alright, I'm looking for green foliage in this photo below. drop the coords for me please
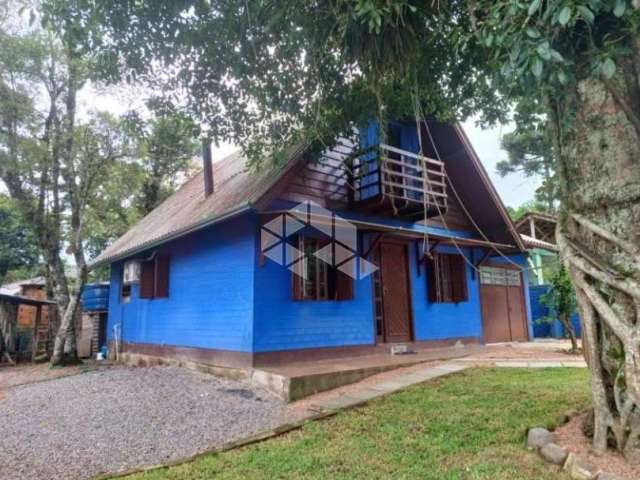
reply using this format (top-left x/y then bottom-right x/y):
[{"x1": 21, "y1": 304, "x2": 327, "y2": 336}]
[
  {"x1": 0, "y1": 17, "x2": 196, "y2": 283},
  {"x1": 44, "y1": 0, "x2": 640, "y2": 171},
  {"x1": 497, "y1": 100, "x2": 559, "y2": 210},
  {"x1": 540, "y1": 265, "x2": 577, "y2": 324},
  {"x1": 124, "y1": 110, "x2": 199, "y2": 215},
  {"x1": 46, "y1": 0, "x2": 508, "y2": 169},
  {"x1": 507, "y1": 200, "x2": 550, "y2": 221},
  {"x1": 477, "y1": 0, "x2": 640, "y2": 92},
  {"x1": 0, "y1": 194, "x2": 39, "y2": 283}
]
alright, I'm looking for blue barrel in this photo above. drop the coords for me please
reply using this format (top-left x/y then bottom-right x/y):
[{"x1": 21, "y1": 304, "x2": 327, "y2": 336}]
[{"x1": 82, "y1": 283, "x2": 110, "y2": 311}]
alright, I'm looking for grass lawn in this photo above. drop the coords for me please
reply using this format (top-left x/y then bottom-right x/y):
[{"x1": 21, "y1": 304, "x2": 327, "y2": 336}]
[{"x1": 123, "y1": 368, "x2": 590, "y2": 480}]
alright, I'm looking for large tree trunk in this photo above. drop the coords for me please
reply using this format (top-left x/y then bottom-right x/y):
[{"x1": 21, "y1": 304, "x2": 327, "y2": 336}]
[
  {"x1": 49, "y1": 43, "x2": 84, "y2": 367},
  {"x1": 49, "y1": 289, "x2": 82, "y2": 366},
  {"x1": 552, "y1": 49, "x2": 640, "y2": 461}
]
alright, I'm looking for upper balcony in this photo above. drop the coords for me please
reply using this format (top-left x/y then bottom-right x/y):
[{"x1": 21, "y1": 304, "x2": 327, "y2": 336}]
[
  {"x1": 351, "y1": 142, "x2": 448, "y2": 218},
  {"x1": 295, "y1": 134, "x2": 448, "y2": 219}
]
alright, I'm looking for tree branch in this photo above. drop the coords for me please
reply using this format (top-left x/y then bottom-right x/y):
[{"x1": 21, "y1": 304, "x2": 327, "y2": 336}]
[
  {"x1": 572, "y1": 213, "x2": 640, "y2": 259},
  {"x1": 572, "y1": 269, "x2": 634, "y2": 341},
  {"x1": 567, "y1": 245, "x2": 640, "y2": 300}
]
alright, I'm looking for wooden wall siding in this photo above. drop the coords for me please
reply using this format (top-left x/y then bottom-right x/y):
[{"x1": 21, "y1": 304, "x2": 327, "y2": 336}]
[
  {"x1": 422, "y1": 183, "x2": 474, "y2": 231},
  {"x1": 106, "y1": 213, "x2": 531, "y2": 359},
  {"x1": 16, "y1": 286, "x2": 49, "y2": 329},
  {"x1": 107, "y1": 215, "x2": 257, "y2": 353},
  {"x1": 411, "y1": 244, "x2": 485, "y2": 341},
  {"x1": 252, "y1": 232, "x2": 495, "y2": 353},
  {"x1": 282, "y1": 137, "x2": 356, "y2": 207}
]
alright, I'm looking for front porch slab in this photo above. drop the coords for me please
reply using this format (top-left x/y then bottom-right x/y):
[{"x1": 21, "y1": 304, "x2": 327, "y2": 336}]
[{"x1": 251, "y1": 343, "x2": 484, "y2": 401}]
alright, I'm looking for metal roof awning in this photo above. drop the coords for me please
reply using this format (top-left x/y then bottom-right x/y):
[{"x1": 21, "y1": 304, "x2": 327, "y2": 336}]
[
  {"x1": 520, "y1": 234, "x2": 559, "y2": 252},
  {"x1": 263, "y1": 209, "x2": 518, "y2": 252},
  {"x1": 350, "y1": 219, "x2": 518, "y2": 251},
  {"x1": 0, "y1": 293, "x2": 57, "y2": 307}
]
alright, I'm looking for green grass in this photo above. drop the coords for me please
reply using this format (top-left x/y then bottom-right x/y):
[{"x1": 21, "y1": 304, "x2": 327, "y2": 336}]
[{"x1": 123, "y1": 368, "x2": 590, "y2": 480}]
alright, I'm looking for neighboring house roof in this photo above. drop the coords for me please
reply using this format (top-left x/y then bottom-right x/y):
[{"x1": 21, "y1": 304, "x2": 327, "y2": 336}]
[
  {"x1": 520, "y1": 234, "x2": 559, "y2": 252},
  {"x1": 0, "y1": 276, "x2": 46, "y2": 296},
  {"x1": 91, "y1": 122, "x2": 525, "y2": 268},
  {"x1": 0, "y1": 292, "x2": 56, "y2": 307},
  {"x1": 514, "y1": 211, "x2": 557, "y2": 247}
]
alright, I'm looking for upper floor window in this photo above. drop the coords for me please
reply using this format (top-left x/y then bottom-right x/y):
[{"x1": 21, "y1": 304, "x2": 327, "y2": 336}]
[
  {"x1": 426, "y1": 253, "x2": 468, "y2": 303},
  {"x1": 292, "y1": 237, "x2": 353, "y2": 301}
]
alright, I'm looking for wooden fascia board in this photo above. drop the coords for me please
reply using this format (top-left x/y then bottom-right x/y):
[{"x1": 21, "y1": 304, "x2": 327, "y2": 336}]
[
  {"x1": 453, "y1": 124, "x2": 527, "y2": 252},
  {"x1": 89, "y1": 203, "x2": 253, "y2": 268}
]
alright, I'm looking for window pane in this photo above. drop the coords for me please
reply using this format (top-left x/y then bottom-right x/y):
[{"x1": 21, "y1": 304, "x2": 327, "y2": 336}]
[
  {"x1": 302, "y1": 237, "x2": 320, "y2": 299},
  {"x1": 480, "y1": 266, "x2": 508, "y2": 285},
  {"x1": 507, "y1": 270, "x2": 521, "y2": 286}
]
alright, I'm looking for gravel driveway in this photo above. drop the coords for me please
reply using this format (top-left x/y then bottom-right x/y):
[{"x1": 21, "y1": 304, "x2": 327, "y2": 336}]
[{"x1": 0, "y1": 366, "x2": 289, "y2": 480}]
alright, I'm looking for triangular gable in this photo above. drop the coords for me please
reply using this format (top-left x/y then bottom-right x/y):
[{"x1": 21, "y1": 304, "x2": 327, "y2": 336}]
[
  {"x1": 257, "y1": 121, "x2": 524, "y2": 252},
  {"x1": 426, "y1": 121, "x2": 525, "y2": 251}
]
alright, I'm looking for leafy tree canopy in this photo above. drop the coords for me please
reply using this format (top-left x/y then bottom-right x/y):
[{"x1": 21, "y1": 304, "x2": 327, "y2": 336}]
[
  {"x1": 124, "y1": 109, "x2": 199, "y2": 215},
  {"x1": 43, "y1": 1, "x2": 640, "y2": 171},
  {"x1": 497, "y1": 99, "x2": 558, "y2": 211},
  {"x1": 506, "y1": 199, "x2": 551, "y2": 221},
  {"x1": 0, "y1": 194, "x2": 40, "y2": 284},
  {"x1": 44, "y1": 0, "x2": 507, "y2": 168}
]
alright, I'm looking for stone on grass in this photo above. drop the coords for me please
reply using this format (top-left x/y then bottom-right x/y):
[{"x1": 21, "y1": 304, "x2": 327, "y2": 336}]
[
  {"x1": 540, "y1": 442, "x2": 568, "y2": 465},
  {"x1": 563, "y1": 453, "x2": 600, "y2": 480},
  {"x1": 527, "y1": 427, "x2": 555, "y2": 450}
]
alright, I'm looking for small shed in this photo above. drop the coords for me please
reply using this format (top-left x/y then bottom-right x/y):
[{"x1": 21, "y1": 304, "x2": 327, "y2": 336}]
[{"x1": 0, "y1": 293, "x2": 57, "y2": 364}]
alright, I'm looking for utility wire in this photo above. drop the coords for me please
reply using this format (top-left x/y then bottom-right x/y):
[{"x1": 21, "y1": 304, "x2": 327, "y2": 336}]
[{"x1": 416, "y1": 102, "x2": 528, "y2": 273}]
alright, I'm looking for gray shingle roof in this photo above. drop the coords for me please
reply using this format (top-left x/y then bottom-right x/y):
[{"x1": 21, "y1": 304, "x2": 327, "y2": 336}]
[{"x1": 90, "y1": 150, "x2": 294, "y2": 267}]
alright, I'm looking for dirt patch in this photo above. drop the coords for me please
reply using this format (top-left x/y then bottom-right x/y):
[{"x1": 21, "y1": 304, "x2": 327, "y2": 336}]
[
  {"x1": 554, "y1": 413, "x2": 640, "y2": 480},
  {"x1": 0, "y1": 363, "x2": 81, "y2": 389},
  {"x1": 0, "y1": 361, "x2": 109, "y2": 391},
  {"x1": 464, "y1": 340, "x2": 585, "y2": 362}
]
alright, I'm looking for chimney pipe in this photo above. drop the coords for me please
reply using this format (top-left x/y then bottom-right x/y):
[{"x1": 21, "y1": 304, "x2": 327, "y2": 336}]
[{"x1": 202, "y1": 139, "x2": 214, "y2": 197}]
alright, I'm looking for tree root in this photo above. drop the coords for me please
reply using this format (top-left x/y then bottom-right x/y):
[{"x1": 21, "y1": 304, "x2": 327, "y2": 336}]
[{"x1": 559, "y1": 224, "x2": 640, "y2": 458}]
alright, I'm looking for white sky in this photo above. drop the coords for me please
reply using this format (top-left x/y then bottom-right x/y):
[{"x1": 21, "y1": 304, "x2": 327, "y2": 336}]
[
  {"x1": 461, "y1": 119, "x2": 539, "y2": 208},
  {"x1": 80, "y1": 84, "x2": 538, "y2": 209}
]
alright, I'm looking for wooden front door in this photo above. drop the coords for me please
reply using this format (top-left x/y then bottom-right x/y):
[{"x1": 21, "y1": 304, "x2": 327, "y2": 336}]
[
  {"x1": 378, "y1": 241, "x2": 413, "y2": 343},
  {"x1": 480, "y1": 266, "x2": 528, "y2": 343}
]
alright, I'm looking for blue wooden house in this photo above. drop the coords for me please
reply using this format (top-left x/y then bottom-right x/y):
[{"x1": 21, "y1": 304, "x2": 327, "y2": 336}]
[{"x1": 92, "y1": 119, "x2": 533, "y2": 369}]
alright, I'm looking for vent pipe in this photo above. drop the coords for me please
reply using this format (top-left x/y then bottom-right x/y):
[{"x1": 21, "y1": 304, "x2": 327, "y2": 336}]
[{"x1": 202, "y1": 139, "x2": 214, "y2": 197}]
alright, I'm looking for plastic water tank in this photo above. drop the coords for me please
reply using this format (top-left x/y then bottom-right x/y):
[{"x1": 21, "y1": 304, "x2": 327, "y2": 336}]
[{"x1": 81, "y1": 283, "x2": 110, "y2": 311}]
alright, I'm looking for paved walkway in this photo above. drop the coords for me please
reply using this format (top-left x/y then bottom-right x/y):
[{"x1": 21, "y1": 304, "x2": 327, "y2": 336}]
[
  {"x1": 307, "y1": 362, "x2": 469, "y2": 412},
  {"x1": 261, "y1": 344, "x2": 483, "y2": 378},
  {"x1": 256, "y1": 340, "x2": 586, "y2": 400},
  {"x1": 291, "y1": 341, "x2": 587, "y2": 414}
]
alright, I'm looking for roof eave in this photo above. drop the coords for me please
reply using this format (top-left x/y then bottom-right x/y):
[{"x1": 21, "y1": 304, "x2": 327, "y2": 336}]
[
  {"x1": 453, "y1": 124, "x2": 528, "y2": 253},
  {"x1": 89, "y1": 203, "x2": 254, "y2": 269}
]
